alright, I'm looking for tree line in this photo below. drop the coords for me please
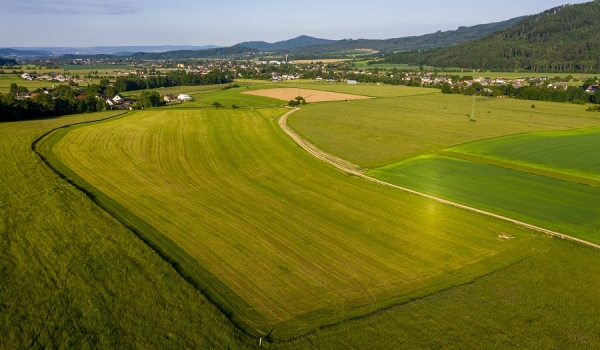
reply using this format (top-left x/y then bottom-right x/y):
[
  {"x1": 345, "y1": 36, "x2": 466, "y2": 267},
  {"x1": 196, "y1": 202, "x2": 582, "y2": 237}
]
[
  {"x1": 0, "y1": 69, "x2": 230, "y2": 122},
  {"x1": 440, "y1": 79, "x2": 599, "y2": 105}
]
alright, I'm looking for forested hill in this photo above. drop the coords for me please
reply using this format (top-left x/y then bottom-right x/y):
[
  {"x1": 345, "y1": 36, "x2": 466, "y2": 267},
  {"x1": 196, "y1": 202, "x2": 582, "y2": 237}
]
[
  {"x1": 58, "y1": 47, "x2": 260, "y2": 60},
  {"x1": 384, "y1": 0, "x2": 600, "y2": 73},
  {"x1": 285, "y1": 16, "x2": 526, "y2": 56},
  {"x1": 0, "y1": 57, "x2": 17, "y2": 66},
  {"x1": 236, "y1": 35, "x2": 336, "y2": 51}
]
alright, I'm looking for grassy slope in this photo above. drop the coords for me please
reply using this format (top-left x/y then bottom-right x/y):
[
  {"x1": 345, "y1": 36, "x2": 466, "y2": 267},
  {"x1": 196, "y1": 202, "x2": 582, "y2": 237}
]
[
  {"x1": 0, "y1": 112, "x2": 253, "y2": 349},
  {"x1": 288, "y1": 93, "x2": 600, "y2": 168},
  {"x1": 48, "y1": 108, "x2": 549, "y2": 339}
]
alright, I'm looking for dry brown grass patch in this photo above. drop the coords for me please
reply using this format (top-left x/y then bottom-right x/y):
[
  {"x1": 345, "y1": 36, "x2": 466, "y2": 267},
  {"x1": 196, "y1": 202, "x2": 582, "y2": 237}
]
[{"x1": 243, "y1": 88, "x2": 372, "y2": 103}]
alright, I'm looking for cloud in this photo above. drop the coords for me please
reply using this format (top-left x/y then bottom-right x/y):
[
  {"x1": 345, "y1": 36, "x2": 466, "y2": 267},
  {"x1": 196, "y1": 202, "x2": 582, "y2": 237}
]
[{"x1": 4, "y1": 0, "x2": 143, "y2": 15}]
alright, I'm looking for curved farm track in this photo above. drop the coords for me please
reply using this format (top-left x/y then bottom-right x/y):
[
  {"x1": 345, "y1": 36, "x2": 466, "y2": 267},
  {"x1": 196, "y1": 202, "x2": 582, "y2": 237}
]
[{"x1": 280, "y1": 108, "x2": 600, "y2": 251}]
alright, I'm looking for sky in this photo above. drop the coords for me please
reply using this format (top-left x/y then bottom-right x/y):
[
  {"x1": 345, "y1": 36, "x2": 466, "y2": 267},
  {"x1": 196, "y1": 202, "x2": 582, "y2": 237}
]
[{"x1": 0, "y1": 0, "x2": 592, "y2": 47}]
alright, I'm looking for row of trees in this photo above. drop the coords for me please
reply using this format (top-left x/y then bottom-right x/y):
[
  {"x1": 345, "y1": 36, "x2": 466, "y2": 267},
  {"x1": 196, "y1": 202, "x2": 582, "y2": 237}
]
[
  {"x1": 1, "y1": 92, "x2": 106, "y2": 122},
  {"x1": 440, "y1": 82, "x2": 599, "y2": 104},
  {"x1": 111, "y1": 69, "x2": 230, "y2": 93},
  {"x1": 1, "y1": 68, "x2": 232, "y2": 122}
]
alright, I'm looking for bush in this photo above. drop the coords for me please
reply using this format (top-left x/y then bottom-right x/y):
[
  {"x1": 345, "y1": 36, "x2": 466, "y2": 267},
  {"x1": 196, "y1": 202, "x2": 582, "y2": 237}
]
[{"x1": 222, "y1": 83, "x2": 240, "y2": 91}]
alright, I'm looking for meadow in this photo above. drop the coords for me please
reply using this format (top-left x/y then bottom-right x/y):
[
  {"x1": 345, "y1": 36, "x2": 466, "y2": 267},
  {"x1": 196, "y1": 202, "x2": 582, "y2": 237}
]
[
  {"x1": 272, "y1": 239, "x2": 600, "y2": 349},
  {"x1": 446, "y1": 126, "x2": 600, "y2": 181},
  {"x1": 44, "y1": 107, "x2": 550, "y2": 339},
  {"x1": 369, "y1": 155, "x2": 600, "y2": 244},
  {"x1": 0, "y1": 111, "x2": 252, "y2": 349},
  {"x1": 288, "y1": 92, "x2": 600, "y2": 168},
  {"x1": 4, "y1": 81, "x2": 600, "y2": 348}
]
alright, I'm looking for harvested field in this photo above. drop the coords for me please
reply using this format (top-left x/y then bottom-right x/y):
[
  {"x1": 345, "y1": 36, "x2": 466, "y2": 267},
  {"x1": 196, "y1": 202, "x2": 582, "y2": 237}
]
[{"x1": 243, "y1": 88, "x2": 372, "y2": 103}]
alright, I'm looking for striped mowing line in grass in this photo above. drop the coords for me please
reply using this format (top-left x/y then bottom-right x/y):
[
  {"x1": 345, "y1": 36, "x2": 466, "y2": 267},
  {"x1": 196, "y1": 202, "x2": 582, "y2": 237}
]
[{"x1": 47, "y1": 108, "x2": 549, "y2": 339}]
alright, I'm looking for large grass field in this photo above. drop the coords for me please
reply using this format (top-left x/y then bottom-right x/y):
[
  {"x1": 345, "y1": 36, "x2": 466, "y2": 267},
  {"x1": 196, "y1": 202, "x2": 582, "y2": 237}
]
[
  {"x1": 447, "y1": 126, "x2": 600, "y2": 181},
  {"x1": 369, "y1": 155, "x2": 600, "y2": 244},
  {"x1": 288, "y1": 93, "x2": 600, "y2": 168},
  {"x1": 0, "y1": 111, "x2": 252, "y2": 349},
  {"x1": 272, "y1": 239, "x2": 600, "y2": 349},
  {"x1": 4, "y1": 82, "x2": 600, "y2": 348},
  {"x1": 44, "y1": 108, "x2": 551, "y2": 339}
]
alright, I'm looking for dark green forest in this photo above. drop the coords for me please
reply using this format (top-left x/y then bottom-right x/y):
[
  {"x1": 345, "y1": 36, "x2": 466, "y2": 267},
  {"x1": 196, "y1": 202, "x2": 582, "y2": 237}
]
[
  {"x1": 0, "y1": 57, "x2": 17, "y2": 66},
  {"x1": 285, "y1": 16, "x2": 526, "y2": 57},
  {"x1": 384, "y1": 1, "x2": 600, "y2": 73}
]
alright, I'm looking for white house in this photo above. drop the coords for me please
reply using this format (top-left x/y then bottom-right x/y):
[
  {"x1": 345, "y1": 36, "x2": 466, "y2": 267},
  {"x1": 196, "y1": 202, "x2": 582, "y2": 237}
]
[{"x1": 178, "y1": 94, "x2": 193, "y2": 101}]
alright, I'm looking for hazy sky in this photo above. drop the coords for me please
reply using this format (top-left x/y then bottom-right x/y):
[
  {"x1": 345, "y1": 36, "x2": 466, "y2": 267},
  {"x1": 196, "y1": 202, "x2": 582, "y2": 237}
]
[{"x1": 0, "y1": 0, "x2": 591, "y2": 47}]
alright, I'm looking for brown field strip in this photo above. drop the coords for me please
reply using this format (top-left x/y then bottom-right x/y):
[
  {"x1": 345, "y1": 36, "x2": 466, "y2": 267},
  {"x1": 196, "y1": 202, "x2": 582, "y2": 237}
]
[{"x1": 243, "y1": 88, "x2": 372, "y2": 103}]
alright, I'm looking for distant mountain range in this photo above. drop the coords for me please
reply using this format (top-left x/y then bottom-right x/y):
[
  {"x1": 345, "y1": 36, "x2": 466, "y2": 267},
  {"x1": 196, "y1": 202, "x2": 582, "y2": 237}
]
[
  {"x1": 2, "y1": 45, "x2": 219, "y2": 57},
  {"x1": 384, "y1": 1, "x2": 600, "y2": 72},
  {"x1": 283, "y1": 16, "x2": 527, "y2": 57},
  {"x1": 0, "y1": 48, "x2": 53, "y2": 58},
  {"x1": 0, "y1": 16, "x2": 528, "y2": 61},
  {"x1": 235, "y1": 35, "x2": 336, "y2": 51},
  {"x1": 4, "y1": 1, "x2": 598, "y2": 73}
]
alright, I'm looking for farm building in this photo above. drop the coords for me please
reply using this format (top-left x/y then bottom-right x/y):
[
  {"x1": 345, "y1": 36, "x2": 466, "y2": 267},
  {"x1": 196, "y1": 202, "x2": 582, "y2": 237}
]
[{"x1": 178, "y1": 94, "x2": 193, "y2": 101}]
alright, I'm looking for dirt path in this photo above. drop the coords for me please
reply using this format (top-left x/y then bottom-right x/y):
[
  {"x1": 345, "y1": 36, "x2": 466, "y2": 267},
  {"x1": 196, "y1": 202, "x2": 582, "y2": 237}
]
[{"x1": 280, "y1": 108, "x2": 600, "y2": 250}]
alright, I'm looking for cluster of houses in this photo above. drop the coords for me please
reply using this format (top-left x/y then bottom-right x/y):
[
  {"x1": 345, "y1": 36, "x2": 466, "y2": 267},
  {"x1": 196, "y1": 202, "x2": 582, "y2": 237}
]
[
  {"x1": 163, "y1": 93, "x2": 193, "y2": 102},
  {"x1": 21, "y1": 72, "x2": 85, "y2": 84},
  {"x1": 272, "y1": 74, "x2": 300, "y2": 82}
]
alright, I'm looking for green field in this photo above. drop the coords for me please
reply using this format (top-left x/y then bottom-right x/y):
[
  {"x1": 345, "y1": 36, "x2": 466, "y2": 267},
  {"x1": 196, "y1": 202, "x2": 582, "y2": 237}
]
[
  {"x1": 447, "y1": 126, "x2": 600, "y2": 181},
  {"x1": 43, "y1": 108, "x2": 551, "y2": 339},
  {"x1": 369, "y1": 155, "x2": 600, "y2": 244},
  {"x1": 288, "y1": 93, "x2": 600, "y2": 168},
  {"x1": 0, "y1": 111, "x2": 251, "y2": 349},
  {"x1": 272, "y1": 239, "x2": 600, "y2": 349},
  {"x1": 4, "y1": 82, "x2": 600, "y2": 348}
]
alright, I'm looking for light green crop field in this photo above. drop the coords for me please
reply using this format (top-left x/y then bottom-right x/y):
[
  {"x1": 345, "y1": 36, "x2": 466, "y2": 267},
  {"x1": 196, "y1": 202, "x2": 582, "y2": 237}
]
[
  {"x1": 446, "y1": 126, "x2": 600, "y2": 182},
  {"x1": 0, "y1": 75, "x2": 59, "y2": 94},
  {"x1": 369, "y1": 155, "x2": 600, "y2": 244},
  {"x1": 159, "y1": 85, "x2": 285, "y2": 109},
  {"x1": 0, "y1": 111, "x2": 252, "y2": 349},
  {"x1": 288, "y1": 93, "x2": 600, "y2": 168},
  {"x1": 45, "y1": 108, "x2": 550, "y2": 339}
]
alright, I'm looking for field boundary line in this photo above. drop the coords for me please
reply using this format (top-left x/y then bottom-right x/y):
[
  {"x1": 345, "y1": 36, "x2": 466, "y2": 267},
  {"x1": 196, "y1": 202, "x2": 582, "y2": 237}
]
[{"x1": 280, "y1": 108, "x2": 600, "y2": 251}]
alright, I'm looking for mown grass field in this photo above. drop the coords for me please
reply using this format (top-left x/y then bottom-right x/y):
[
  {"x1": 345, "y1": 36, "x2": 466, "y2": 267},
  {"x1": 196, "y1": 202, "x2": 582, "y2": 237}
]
[
  {"x1": 447, "y1": 126, "x2": 600, "y2": 181},
  {"x1": 45, "y1": 108, "x2": 551, "y2": 339},
  {"x1": 5, "y1": 82, "x2": 600, "y2": 348},
  {"x1": 288, "y1": 93, "x2": 600, "y2": 168},
  {"x1": 0, "y1": 111, "x2": 252, "y2": 349}
]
